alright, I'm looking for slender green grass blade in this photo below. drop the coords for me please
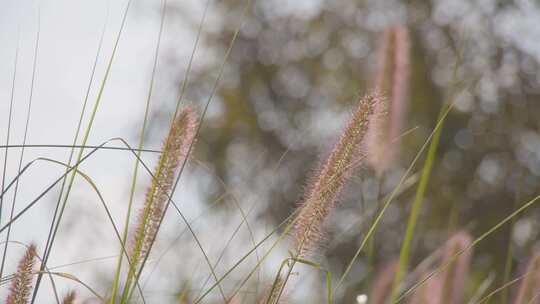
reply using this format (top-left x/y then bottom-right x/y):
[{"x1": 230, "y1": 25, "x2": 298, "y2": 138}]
[
  {"x1": 111, "y1": 0, "x2": 167, "y2": 301},
  {"x1": 390, "y1": 103, "x2": 447, "y2": 302}
]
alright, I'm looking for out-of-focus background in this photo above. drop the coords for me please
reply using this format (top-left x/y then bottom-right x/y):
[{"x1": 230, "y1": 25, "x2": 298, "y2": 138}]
[{"x1": 1, "y1": 0, "x2": 540, "y2": 303}]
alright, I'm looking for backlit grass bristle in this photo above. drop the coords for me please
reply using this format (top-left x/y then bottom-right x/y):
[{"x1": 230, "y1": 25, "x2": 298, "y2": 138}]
[
  {"x1": 61, "y1": 290, "x2": 76, "y2": 304},
  {"x1": 513, "y1": 251, "x2": 540, "y2": 304},
  {"x1": 291, "y1": 93, "x2": 381, "y2": 257},
  {"x1": 128, "y1": 106, "x2": 198, "y2": 271},
  {"x1": 367, "y1": 25, "x2": 410, "y2": 175},
  {"x1": 6, "y1": 244, "x2": 38, "y2": 304}
]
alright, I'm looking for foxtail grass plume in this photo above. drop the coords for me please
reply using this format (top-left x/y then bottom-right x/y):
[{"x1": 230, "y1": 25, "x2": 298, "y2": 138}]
[
  {"x1": 291, "y1": 93, "x2": 381, "y2": 257},
  {"x1": 129, "y1": 106, "x2": 198, "y2": 271},
  {"x1": 514, "y1": 251, "x2": 540, "y2": 304},
  {"x1": 263, "y1": 94, "x2": 380, "y2": 304},
  {"x1": 370, "y1": 260, "x2": 398, "y2": 304},
  {"x1": 6, "y1": 243, "x2": 38, "y2": 304},
  {"x1": 61, "y1": 291, "x2": 76, "y2": 304},
  {"x1": 366, "y1": 25, "x2": 410, "y2": 175}
]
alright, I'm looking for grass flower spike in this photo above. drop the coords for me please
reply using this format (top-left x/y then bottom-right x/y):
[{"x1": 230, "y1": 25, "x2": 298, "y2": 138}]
[
  {"x1": 367, "y1": 25, "x2": 410, "y2": 175},
  {"x1": 292, "y1": 93, "x2": 381, "y2": 257},
  {"x1": 128, "y1": 106, "x2": 198, "y2": 277},
  {"x1": 6, "y1": 244, "x2": 38, "y2": 304},
  {"x1": 263, "y1": 94, "x2": 380, "y2": 304}
]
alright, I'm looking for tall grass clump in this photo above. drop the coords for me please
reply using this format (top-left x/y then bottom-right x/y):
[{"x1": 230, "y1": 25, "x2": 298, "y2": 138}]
[
  {"x1": 6, "y1": 243, "x2": 37, "y2": 304},
  {"x1": 120, "y1": 106, "x2": 198, "y2": 299},
  {"x1": 366, "y1": 25, "x2": 410, "y2": 175},
  {"x1": 264, "y1": 93, "x2": 382, "y2": 303}
]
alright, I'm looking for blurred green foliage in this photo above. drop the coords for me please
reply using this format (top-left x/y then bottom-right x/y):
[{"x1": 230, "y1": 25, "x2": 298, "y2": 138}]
[{"x1": 150, "y1": 0, "x2": 540, "y2": 302}]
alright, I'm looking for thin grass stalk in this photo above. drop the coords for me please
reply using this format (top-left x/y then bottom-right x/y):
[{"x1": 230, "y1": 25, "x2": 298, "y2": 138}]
[
  {"x1": 0, "y1": 24, "x2": 21, "y2": 279},
  {"x1": 121, "y1": 106, "x2": 197, "y2": 300},
  {"x1": 334, "y1": 91, "x2": 461, "y2": 296},
  {"x1": 4, "y1": 1, "x2": 40, "y2": 283},
  {"x1": 39, "y1": 10, "x2": 109, "y2": 302},
  {"x1": 194, "y1": 202, "x2": 258, "y2": 301},
  {"x1": 503, "y1": 176, "x2": 523, "y2": 303},
  {"x1": 110, "y1": 0, "x2": 167, "y2": 301},
  {"x1": 205, "y1": 205, "x2": 303, "y2": 304},
  {"x1": 32, "y1": 1, "x2": 132, "y2": 302},
  {"x1": 406, "y1": 232, "x2": 472, "y2": 304},
  {"x1": 390, "y1": 29, "x2": 468, "y2": 303},
  {"x1": 397, "y1": 191, "x2": 540, "y2": 303},
  {"x1": 390, "y1": 102, "x2": 447, "y2": 302},
  {"x1": 11, "y1": 8, "x2": 42, "y2": 302},
  {"x1": 6, "y1": 244, "x2": 37, "y2": 304},
  {"x1": 133, "y1": 2, "x2": 249, "y2": 301},
  {"x1": 7, "y1": 2, "x2": 41, "y2": 232},
  {"x1": 365, "y1": 26, "x2": 410, "y2": 285},
  {"x1": 198, "y1": 175, "x2": 347, "y2": 303},
  {"x1": 502, "y1": 222, "x2": 516, "y2": 303},
  {"x1": 408, "y1": 275, "x2": 442, "y2": 304},
  {"x1": 258, "y1": 276, "x2": 286, "y2": 304},
  {"x1": 0, "y1": 145, "x2": 160, "y2": 153},
  {"x1": 467, "y1": 272, "x2": 495, "y2": 304}
]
